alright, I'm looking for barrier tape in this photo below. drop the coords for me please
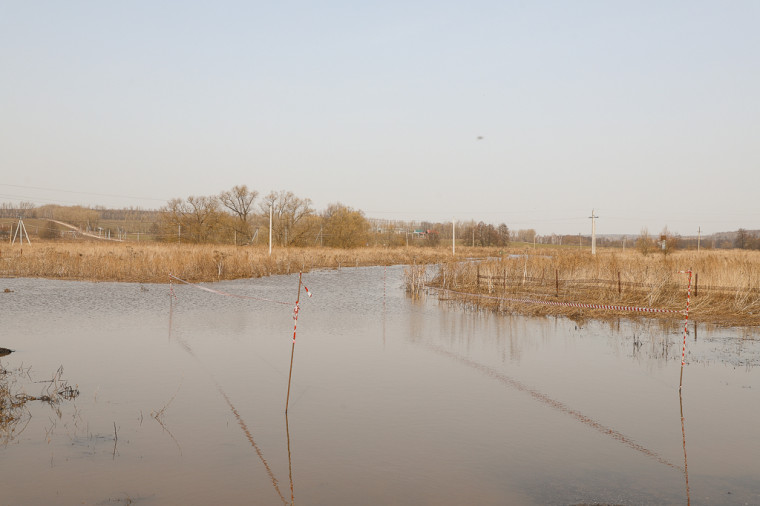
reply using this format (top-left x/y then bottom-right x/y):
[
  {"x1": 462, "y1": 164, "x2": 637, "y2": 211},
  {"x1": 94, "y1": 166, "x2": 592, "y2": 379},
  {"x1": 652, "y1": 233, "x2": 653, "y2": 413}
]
[
  {"x1": 169, "y1": 274, "x2": 292, "y2": 306},
  {"x1": 679, "y1": 270, "x2": 693, "y2": 368},
  {"x1": 430, "y1": 286, "x2": 686, "y2": 315},
  {"x1": 292, "y1": 303, "x2": 300, "y2": 343}
]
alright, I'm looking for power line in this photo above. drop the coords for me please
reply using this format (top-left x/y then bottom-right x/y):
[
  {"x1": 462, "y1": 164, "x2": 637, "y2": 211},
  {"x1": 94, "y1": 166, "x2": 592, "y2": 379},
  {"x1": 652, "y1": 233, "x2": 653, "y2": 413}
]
[{"x1": 0, "y1": 183, "x2": 167, "y2": 202}]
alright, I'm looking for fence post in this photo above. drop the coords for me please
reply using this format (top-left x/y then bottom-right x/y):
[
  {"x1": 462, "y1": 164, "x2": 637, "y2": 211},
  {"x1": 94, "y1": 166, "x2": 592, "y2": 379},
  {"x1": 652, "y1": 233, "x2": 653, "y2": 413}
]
[
  {"x1": 477, "y1": 265, "x2": 480, "y2": 288},
  {"x1": 694, "y1": 273, "x2": 698, "y2": 297},
  {"x1": 555, "y1": 269, "x2": 559, "y2": 297},
  {"x1": 618, "y1": 271, "x2": 621, "y2": 295}
]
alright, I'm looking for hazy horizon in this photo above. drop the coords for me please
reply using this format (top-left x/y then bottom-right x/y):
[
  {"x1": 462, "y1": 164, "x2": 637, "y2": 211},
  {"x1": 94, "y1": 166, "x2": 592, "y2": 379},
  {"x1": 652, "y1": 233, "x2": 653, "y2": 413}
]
[{"x1": 2, "y1": 1, "x2": 758, "y2": 237}]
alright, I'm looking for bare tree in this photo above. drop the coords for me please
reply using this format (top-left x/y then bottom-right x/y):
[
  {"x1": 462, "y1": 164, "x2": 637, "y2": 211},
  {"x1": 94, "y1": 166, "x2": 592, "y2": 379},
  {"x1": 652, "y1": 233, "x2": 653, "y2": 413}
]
[
  {"x1": 497, "y1": 223, "x2": 510, "y2": 247},
  {"x1": 637, "y1": 228, "x2": 654, "y2": 256},
  {"x1": 160, "y1": 196, "x2": 221, "y2": 243},
  {"x1": 218, "y1": 185, "x2": 259, "y2": 243},
  {"x1": 735, "y1": 228, "x2": 749, "y2": 249},
  {"x1": 516, "y1": 229, "x2": 537, "y2": 243},
  {"x1": 259, "y1": 191, "x2": 317, "y2": 246}
]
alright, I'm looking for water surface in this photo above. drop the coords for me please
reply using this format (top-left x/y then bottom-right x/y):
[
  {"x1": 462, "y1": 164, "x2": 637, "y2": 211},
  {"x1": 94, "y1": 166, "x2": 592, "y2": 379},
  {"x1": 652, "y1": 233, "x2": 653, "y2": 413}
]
[{"x1": 1, "y1": 267, "x2": 758, "y2": 505}]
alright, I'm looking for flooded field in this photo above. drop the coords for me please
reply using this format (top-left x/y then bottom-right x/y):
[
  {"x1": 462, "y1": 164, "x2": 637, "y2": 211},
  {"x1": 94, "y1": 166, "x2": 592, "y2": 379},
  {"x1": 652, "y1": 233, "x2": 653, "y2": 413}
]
[{"x1": 1, "y1": 266, "x2": 759, "y2": 505}]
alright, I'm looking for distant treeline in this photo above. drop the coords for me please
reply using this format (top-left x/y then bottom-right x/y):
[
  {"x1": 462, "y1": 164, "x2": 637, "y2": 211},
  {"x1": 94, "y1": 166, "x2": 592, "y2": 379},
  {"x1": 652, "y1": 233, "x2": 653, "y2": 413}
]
[{"x1": 1, "y1": 193, "x2": 757, "y2": 250}]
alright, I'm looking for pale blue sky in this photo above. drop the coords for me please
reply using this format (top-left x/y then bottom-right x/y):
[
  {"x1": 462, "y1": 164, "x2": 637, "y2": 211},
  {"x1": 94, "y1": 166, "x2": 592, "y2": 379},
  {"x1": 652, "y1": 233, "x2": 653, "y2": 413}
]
[{"x1": 1, "y1": 1, "x2": 758, "y2": 235}]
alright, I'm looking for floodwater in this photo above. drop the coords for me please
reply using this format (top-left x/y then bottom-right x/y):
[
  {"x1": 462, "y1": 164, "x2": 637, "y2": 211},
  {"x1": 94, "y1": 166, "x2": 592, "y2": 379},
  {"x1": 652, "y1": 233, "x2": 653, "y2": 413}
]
[{"x1": 1, "y1": 266, "x2": 759, "y2": 505}]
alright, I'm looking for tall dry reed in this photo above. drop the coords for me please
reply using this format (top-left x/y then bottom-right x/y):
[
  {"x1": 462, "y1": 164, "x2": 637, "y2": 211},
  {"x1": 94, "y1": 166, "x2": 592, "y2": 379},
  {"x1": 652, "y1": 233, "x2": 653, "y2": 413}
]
[
  {"x1": 418, "y1": 249, "x2": 760, "y2": 326},
  {"x1": 0, "y1": 241, "x2": 464, "y2": 283}
]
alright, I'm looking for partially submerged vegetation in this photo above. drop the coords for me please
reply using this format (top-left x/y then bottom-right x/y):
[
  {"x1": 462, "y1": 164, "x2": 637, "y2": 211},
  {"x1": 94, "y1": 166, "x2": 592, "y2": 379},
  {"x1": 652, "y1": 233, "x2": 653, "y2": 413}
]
[
  {"x1": 1, "y1": 364, "x2": 79, "y2": 446},
  {"x1": 407, "y1": 249, "x2": 760, "y2": 327}
]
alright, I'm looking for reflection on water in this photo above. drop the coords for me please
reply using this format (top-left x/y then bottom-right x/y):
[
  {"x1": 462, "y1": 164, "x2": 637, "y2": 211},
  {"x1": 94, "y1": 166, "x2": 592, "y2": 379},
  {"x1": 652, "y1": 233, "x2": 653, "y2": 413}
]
[
  {"x1": 169, "y1": 297, "x2": 290, "y2": 505},
  {"x1": 1, "y1": 268, "x2": 759, "y2": 505},
  {"x1": 423, "y1": 341, "x2": 680, "y2": 470},
  {"x1": 680, "y1": 390, "x2": 691, "y2": 506}
]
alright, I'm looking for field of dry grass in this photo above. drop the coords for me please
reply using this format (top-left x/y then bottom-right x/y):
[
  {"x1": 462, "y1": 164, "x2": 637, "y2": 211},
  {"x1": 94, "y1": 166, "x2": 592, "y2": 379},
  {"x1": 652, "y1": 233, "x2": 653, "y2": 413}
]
[
  {"x1": 0, "y1": 241, "x2": 467, "y2": 283},
  {"x1": 3, "y1": 241, "x2": 759, "y2": 326},
  {"x1": 409, "y1": 248, "x2": 760, "y2": 326}
]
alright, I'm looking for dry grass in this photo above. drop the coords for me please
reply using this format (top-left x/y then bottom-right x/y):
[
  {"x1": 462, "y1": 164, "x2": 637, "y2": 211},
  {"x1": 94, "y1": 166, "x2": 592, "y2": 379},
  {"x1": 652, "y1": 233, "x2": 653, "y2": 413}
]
[
  {"x1": 1, "y1": 364, "x2": 80, "y2": 446},
  {"x1": 413, "y1": 248, "x2": 760, "y2": 326},
  {"x1": 5, "y1": 241, "x2": 759, "y2": 325},
  {"x1": 0, "y1": 241, "x2": 469, "y2": 283}
]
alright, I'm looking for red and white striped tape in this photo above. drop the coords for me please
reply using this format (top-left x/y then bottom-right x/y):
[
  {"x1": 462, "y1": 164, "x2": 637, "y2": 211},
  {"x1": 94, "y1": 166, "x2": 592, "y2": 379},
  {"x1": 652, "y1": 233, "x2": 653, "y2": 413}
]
[
  {"x1": 169, "y1": 274, "x2": 292, "y2": 306},
  {"x1": 679, "y1": 270, "x2": 693, "y2": 368},
  {"x1": 431, "y1": 286, "x2": 686, "y2": 315}
]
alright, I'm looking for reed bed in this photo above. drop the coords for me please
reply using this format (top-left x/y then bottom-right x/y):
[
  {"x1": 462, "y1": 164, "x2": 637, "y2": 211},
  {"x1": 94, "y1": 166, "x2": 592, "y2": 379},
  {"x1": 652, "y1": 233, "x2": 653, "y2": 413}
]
[
  {"x1": 4, "y1": 241, "x2": 759, "y2": 325},
  {"x1": 0, "y1": 241, "x2": 465, "y2": 284},
  {"x1": 410, "y1": 249, "x2": 760, "y2": 327}
]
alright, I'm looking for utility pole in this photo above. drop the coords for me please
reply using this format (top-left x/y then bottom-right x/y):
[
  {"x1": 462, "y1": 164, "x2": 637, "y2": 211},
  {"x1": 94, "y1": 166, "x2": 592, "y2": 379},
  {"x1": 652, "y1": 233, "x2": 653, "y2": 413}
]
[
  {"x1": 697, "y1": 226, "x2": 701, "y2": 252},
  {"x1": 589, "y1": 209, "x2": 598, "y2": 255},
  {"x1": 11, "y1": 217, "x2": 31, "y2": 245},
  {"x1": 178, "y1": 225, "x2": 181, "y2": 244}
]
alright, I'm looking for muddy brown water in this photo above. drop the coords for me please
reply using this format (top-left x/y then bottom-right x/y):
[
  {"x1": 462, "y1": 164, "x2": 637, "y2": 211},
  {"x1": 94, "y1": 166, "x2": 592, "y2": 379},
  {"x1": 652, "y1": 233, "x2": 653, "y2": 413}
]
[{"x1": 1, "y1": 266, "x2": 759, "y2": 505}]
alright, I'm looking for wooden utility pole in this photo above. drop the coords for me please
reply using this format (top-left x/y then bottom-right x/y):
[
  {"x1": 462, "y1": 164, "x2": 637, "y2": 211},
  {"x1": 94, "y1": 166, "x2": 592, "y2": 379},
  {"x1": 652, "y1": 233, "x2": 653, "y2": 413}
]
[
  {"x1": 697, "y1": 227, "x2": 701, "y2": 252},
  {"x1": 589, "y1": 209, "x2": 598, "y2": 255}
]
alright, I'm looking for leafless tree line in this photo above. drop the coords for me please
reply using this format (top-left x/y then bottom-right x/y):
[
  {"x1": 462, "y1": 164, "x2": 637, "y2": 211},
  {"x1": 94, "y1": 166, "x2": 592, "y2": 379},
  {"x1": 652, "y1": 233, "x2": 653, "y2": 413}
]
[{"x1": 158, "y1": 186, "x2": 372, "y2": 248}]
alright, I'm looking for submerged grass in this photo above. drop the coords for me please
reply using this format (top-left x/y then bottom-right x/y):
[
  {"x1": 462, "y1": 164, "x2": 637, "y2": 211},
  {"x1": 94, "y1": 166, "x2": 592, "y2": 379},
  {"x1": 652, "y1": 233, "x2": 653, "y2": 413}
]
[{"x1": 410, "y1": 249, "x2": 760, "y2": 327}]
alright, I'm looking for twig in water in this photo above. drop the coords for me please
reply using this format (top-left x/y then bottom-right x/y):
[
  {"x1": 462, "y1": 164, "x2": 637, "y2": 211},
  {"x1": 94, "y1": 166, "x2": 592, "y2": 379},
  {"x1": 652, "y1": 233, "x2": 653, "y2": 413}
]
[{"x1": 113, "y1": 421, "x2": 118, "y2": 459}]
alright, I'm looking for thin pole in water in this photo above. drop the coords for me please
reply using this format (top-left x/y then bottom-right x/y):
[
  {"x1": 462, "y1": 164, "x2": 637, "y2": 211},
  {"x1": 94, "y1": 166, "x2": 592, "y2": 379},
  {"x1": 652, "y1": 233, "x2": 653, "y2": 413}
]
[
  {"x1": 285, "y1": 272, "x2": 303, "y2": 413},
  {"x1": 679, "y1": 269, "x2": 693, "y2": 390},
  {"x1": 680, "y1": 389, "x2": 691, "y2": 505},
  {"x1": 286, "y1": 412, "x2": 295, "y2": 504}
]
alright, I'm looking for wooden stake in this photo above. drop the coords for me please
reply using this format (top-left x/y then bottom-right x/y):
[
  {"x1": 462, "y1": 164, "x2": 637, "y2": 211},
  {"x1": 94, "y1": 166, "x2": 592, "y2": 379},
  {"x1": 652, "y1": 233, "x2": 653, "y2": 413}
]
[
  {"x1": 285, "y1": 272, "x2": 303, "y2": 413},
  {"x1": 679, "y1": 269, "x2": 693, "y2": 390}
]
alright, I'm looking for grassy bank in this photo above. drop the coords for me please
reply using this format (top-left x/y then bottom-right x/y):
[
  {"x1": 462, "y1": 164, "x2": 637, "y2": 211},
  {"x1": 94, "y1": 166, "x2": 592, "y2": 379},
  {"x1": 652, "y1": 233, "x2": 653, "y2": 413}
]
[
  {"x1": 0, "y1": 241, "x2": 469, "y2": 283},
  {"x1": 408, "y1": 249, "x2": 760, "y2": 327}
]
